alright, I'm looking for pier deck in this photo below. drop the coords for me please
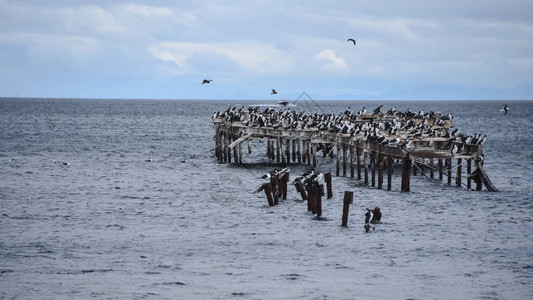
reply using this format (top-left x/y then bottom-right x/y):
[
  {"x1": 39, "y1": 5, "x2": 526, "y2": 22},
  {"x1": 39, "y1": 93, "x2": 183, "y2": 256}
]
[{"x1": 212, "y1": 107, "x2": 497, "y2": 192}]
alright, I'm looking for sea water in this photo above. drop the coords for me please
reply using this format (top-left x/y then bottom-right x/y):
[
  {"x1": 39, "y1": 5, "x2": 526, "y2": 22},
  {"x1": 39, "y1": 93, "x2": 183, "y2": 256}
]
[{"x1": 0, "y1": 98, "x2": 532, "y2": 299}]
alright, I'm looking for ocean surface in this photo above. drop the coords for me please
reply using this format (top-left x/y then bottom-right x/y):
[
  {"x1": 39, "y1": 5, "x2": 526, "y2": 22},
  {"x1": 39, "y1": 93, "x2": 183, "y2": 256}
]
[{"x1": 0, "y1": 98, "x2": 532, "y2": 299}]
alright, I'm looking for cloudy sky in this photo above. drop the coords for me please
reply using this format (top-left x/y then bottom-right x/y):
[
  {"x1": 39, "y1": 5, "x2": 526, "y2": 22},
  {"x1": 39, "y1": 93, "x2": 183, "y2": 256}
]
[{"x1": 1, "y1": 0, "x2": 532, "y2": 100}]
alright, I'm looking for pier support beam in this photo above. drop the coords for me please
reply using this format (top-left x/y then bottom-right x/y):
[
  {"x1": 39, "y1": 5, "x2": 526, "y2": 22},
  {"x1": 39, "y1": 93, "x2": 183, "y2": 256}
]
[
  {"x1": 467, "y1": 159, "x2": 472, "y2": 189},
  {"x1": 438, "y1": 158, "x2": 443, "y2": 180},
  {"x1": 401, "y1": 155, "x2": 411, "y2": 192},
  {"x1": 297, "y1": 140, "x2": 301, "y2": 164},
  {"x1": 377, "y1": 153, "x2": 383, "y2": 189},
  {"x1": 456, "y1": 158, "x2": 462, "y2": 187},
  {"x1": 341, "y1": 191, "x2": 353, "y2": 227},
  {"x1": 281, "y1": 138, "x2": 286, "y2": 165},
  {"x1": 350, "y1": 144, "x2": 355, "y2": 178},
  {"x1": 364, "y1": 152, "x2": 369, "y2": 185},
  {"x1": 387, "y1": 156, "x2": 393, "y2": 190},
  {"x1": 357, "y1": 148, "x2": 362, "y2": 180},
  {"x1": 371, "y1": 151, "x2": 376, "y2": 187},
  {"x1": 336, "y1": 142, "x2": 341, "y2": 177},
  {"x1": 312, "y1": 143, "x2": 317, "y2": 168},
  {"x1": 430, "y1": 158, "x2": 435, "y2": 179},
  {"x1": 447, "y1": 158, "x2": 452, "y2": 185},
  {"x1": 342, "y1": 144, "x2": 347, "y2": 177}
]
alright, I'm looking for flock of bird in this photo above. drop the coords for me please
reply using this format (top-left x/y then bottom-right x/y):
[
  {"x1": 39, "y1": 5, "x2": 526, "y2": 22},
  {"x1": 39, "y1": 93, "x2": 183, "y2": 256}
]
[
  {"x1": 201, "y1": 38, "x2": 359, "y2": 96},
  {"x1": 213, "y1": 105, "x2": 488, "y2": 154},
  {"x1": 292, "y1": 169, "x2": 324, "y2": 186}
]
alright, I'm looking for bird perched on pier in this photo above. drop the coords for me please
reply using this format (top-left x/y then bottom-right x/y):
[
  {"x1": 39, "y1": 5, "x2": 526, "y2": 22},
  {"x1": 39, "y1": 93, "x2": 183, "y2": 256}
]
[
  {"x1": 386, "y1": 106, "x2": 397, "y2": 116},
  {"x1": 347, "y1": 38, "x2": 356, "y2": 46},
  {"x1": 356, "y1": 106, "x2": 366, "y2": 116},
  {"x1": 271, "y1": 89, "x2": 277, "y2": 95},
  {"x1": 400, "y1": 138, "x2": 412, "y2": 149},
  {"x1": 501, "y1": 104, "x2": 509, "y2": 115},
  {"x1": 373, "y1": 105, "x2": 384, "y2": 114},
  {"x1": 451, "y1": 144, "x2": 458, "y2": 155},
  {"x1": 202, "y1": 79, "x2": 212, "y2": 84}
]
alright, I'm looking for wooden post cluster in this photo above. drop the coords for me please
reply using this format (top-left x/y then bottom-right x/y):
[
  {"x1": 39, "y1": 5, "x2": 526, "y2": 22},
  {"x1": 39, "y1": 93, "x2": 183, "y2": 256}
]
[{"x1": 254, "y1": 169, "x2": 290, "y2": 206}]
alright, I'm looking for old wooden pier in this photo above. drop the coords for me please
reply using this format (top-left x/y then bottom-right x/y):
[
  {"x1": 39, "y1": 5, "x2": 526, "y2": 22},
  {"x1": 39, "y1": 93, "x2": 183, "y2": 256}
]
[{"x1": 213, "y1": 107, "x2": 498, "y2": 192}]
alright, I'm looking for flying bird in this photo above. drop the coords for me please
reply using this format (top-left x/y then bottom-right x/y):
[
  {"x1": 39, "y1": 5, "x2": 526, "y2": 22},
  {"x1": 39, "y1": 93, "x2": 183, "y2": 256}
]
[
  {"x1": 347, "y1": 38, "x2": 356, "y2": 46},
  {"x1": 271, "y1": 89, "x2": 277, "y2": 95},
  {"x1": 202, "y1": 79, "x2": 212, "y2": 84},
  {"x1": 501, "y1": 104, "x2": 509, "y2": 115}
]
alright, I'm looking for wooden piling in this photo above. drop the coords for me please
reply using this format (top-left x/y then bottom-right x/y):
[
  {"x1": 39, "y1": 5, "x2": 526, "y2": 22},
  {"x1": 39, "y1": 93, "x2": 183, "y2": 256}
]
[
  {"x1": 336, "y1": 143, "x2": 341, "y2": 177},
  {"x1": 315, "y1": 183, "x2": 322, "y2": 217},
  {"x1": 223, "y1": 134, "x2": 227, "y2": 163},
  {"x1": 295, "y1": 181, "x2": 307, "y2": 200},
  {"x1": 364, "y1": 152, "x2": 369, "y2": 185},
  {"x1": 324, "y1": 172, "x2": 333, "y2": 199},
  {"x1": 238, "y1": 142, "x2": 243, "y2": 164},
  {"x1": 350, "y1": 144, "x2": 355, "y2": 178},
  {"x1": 302, "y1": 141, "x2": 307, "y2": 164},
  {"x1": 297, "y1": 139, "x2": 302, "y2": 163},
  {"x1": 456, "y1": 158, "x2": 462, "y2": 187},
  {"x1": 281, "y1": 138, "x2": 287, "y2": 165},
  {"x1": 430, "y1": 158, "x2": 434, "y2": 179},
  {"x1": 377, "y1": 153, "x2": 383, "y2": 189},
  {"x1": 447, "y1": 158, "x2": 452, "y2": 185},
  {"x1": 342, "y1": 144, "x2": 347, "y2": 177},
  {"x1": 357, "y1": 148, "x2": 362, "y2": 180},
  {"x1": 401, "y1": 155, "x2": 411, "y2": 192},
  {"x1": 292, "y1": 139, "x2": 296, "y2": 162},
  {"x1": 438, "y1": 158, "x2": 443, "y2": 180},
  {"x1": 387, "y1": 155, "x2": 393, "y2": 190},
  {"x1": 307, "y1": 141, "x2": 311, "y2": 165},
  {"x1": 233, "y1": 138, "x2": 238, "y2": 164},
  {"x1": 269, "y1": 175, "x2": 281, "y2": 205},
  {"x1": 276, "y1": 138, "x2": 280, "y2": 163},
  {"x1": 371, "y1": 151, "x2": 376, "y2": 187},
  {"x1": 341, "y1": 191, "x2": 353, "y2": 227},
  {"x1": 263, "y1": 183, "x2": 274, "y2": 206},
  {"x1": 467, "y1": 159, "x2": 472, "y2": 189},
  {"x1": 312, "y1": 143, "x2": 317, "y2": 167}
]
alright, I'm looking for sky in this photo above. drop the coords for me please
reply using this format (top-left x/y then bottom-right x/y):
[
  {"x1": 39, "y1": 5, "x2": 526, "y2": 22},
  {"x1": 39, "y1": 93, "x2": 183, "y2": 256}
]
[{"x1": 0, "y1": 0, "x2": 532, "y2": 100}]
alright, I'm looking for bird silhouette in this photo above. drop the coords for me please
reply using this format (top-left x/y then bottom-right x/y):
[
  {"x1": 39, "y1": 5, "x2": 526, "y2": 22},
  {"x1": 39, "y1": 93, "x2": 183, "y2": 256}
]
[
  {"x1": 501, "y1": 104, "x2": 509, "y2": 115},
  {"x1": 347, "y1": 38, "x2": 356, "y2": 46},
  {"x1": 271, "y1": 89, "x2": 277, "y2": 95},
  {"x1": 202, "y1": 79, "x2": 212, "y2": 84}
]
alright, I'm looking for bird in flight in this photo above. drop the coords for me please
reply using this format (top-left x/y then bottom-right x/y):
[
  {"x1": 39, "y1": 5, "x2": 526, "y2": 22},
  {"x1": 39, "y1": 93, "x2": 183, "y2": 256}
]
[
  {"x1": 501, "y1": 104, "x2": 509, "y2": 115},
  {"x1": 347, "y1": 38, "x2": 356, "y2": 46},
  {"x1": 271, "y1": 89, "x2": 277, "y2": 95},
  {"x1": 202, "y1": 79, "x2": 212, "y2": 84}
]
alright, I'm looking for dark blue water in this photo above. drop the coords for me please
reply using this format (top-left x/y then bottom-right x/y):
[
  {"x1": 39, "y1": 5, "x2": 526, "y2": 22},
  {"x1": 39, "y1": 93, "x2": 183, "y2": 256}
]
[{"x1": 1, "y1": 98, "x2": 532, "y2": 299}]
